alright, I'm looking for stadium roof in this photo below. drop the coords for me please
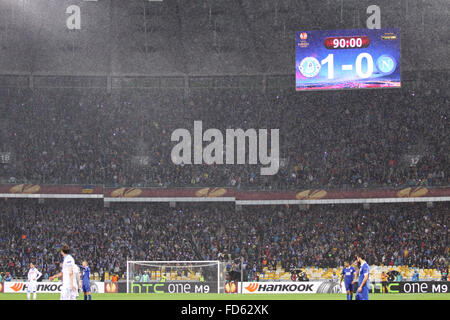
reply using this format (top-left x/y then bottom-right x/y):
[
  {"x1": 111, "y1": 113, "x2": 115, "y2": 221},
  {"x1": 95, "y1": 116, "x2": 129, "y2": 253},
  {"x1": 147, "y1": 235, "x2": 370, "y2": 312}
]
[{"x1": 0, "y1": 0, "x2": 448, "y2": 76}]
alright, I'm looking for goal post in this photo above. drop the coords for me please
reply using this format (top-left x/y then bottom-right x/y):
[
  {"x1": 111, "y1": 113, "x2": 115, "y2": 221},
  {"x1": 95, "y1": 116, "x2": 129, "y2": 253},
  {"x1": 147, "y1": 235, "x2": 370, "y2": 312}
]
[{"x1": 126, "y1": 261, "x2": 228, "y2": 294}]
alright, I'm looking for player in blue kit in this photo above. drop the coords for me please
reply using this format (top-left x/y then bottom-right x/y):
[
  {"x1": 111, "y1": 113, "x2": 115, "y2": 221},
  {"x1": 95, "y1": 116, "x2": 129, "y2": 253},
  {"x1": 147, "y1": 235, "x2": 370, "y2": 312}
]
[
  {"x1": 79, "y1": 260, "x2": 92, "y2": 300},
  {"x1": 340, "y1": 260, "x2": 356, "y2": 300},
  {"x1": 355, "y1": 253, "x2": 370, "y2": 300}
]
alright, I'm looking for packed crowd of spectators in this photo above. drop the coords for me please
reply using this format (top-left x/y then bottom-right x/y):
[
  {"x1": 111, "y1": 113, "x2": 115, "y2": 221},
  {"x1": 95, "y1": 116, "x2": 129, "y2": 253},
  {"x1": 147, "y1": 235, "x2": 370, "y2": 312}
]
[
  {"x1": 0, "y1": 200, "x2": 447, "y2": 279},
  {"x1": 0, "y1": 86, "x2": 447, "y2": 189}
]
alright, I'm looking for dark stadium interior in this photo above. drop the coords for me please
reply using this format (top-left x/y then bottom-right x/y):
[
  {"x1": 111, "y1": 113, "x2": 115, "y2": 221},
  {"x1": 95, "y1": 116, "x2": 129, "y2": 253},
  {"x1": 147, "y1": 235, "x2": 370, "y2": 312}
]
[
  {"x1": 0, "y1": 0, "x2": 448, "y2": 287},
  {"x1": 0, "y1": 0, "x2": 448, "y2": 74}
]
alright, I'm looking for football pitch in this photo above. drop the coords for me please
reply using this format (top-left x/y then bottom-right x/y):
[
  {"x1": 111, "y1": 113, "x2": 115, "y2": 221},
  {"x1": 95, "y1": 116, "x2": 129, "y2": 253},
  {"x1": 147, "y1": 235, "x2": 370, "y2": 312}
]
[{"x1": 0, "y1": 293, "x2": 449, "y2": 300}]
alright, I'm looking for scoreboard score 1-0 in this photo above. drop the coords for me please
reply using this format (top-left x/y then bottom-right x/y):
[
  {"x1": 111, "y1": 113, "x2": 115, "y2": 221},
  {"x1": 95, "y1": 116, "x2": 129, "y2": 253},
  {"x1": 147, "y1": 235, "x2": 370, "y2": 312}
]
[{"x1": 296, "y1": 28, "x2": 401, "y2": 91}]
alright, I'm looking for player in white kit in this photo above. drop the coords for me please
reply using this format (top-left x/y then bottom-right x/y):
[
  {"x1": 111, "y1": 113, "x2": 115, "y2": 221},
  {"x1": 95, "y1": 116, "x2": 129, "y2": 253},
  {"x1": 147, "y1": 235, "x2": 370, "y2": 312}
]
[
  {"x1": 27, "y1": 263, "x2": 42, "y2": 300},
  {"x1": 72, "y1": 264, "x2": 81, "y2": 300},
  {"x1": 49, "y1": 244, "x2": 77, "y2": 300}
]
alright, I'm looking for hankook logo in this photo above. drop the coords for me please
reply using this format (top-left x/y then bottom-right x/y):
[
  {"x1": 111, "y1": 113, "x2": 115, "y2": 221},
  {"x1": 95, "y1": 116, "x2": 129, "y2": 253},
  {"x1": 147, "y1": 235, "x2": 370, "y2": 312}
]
[
  {"x1": 245, "y1": 283, "x2": 259, "y2": 293},
  {"x1": 10, "y1": 283, "x2": 24, "y2": 292},
  {"x1": 244, "y1": 283, "x2": 314, "y2": 293}
]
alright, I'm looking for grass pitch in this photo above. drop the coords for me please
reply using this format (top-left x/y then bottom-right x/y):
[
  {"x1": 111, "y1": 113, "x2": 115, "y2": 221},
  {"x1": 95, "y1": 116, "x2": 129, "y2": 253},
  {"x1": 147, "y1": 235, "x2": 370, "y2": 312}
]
[{"x1": 0, "y1": 293, "x2": 449, "y2": 300}]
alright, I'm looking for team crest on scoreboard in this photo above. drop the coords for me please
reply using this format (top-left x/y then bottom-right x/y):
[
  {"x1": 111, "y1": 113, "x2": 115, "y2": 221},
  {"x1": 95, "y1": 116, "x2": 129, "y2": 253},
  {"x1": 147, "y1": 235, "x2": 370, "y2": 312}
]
[{"x1": 298, "y1": 57, "x2": 321, "y2": 78}]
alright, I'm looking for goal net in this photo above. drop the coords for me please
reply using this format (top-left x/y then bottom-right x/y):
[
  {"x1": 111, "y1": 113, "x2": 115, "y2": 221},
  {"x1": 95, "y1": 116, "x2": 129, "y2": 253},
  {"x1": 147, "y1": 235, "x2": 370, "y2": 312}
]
[{"x1": 126, "y1": 261, "x2": 228, "y2": 294}]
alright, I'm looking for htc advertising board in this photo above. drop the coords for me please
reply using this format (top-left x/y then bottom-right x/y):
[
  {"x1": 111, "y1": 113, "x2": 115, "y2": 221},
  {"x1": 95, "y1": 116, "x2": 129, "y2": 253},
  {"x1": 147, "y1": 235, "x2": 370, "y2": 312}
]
[{"x1": 128, "y1": 281, "x2": 218, "y2": 294}]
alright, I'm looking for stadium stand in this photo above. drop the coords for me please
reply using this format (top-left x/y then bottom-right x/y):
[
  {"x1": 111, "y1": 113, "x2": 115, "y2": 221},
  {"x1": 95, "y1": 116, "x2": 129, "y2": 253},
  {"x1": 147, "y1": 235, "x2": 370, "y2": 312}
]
[
  {"x1": 0, "y1": 87, "x2": 447, "y2": 188},
  {"x1": 0, "y1": 200, "x2": 447, "y2": 281}
]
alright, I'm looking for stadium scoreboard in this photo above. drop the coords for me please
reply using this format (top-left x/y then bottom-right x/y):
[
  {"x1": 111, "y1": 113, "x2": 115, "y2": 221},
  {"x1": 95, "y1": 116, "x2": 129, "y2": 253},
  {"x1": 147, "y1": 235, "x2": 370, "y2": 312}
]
[{"x1": 296, "y1": 28, "x2": 401, "y2": 91}]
